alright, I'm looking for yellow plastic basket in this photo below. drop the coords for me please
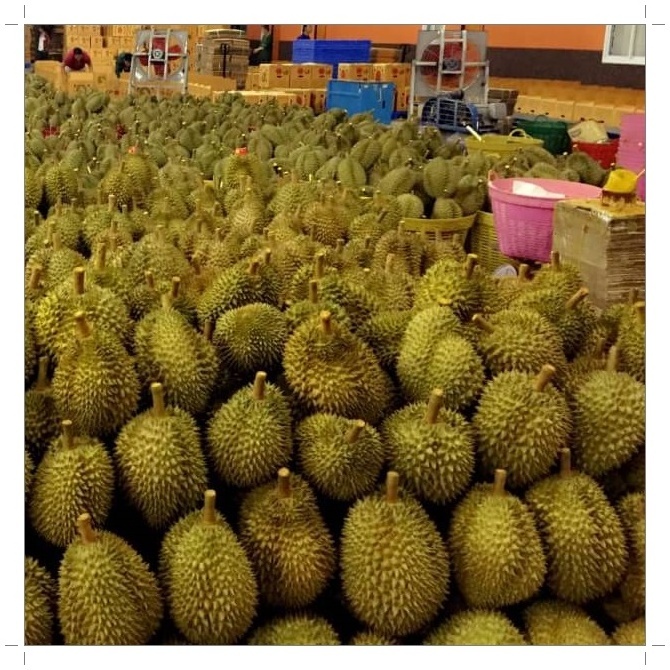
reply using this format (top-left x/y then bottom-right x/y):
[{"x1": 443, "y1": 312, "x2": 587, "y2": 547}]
[
  {"x1": 401, "y1": 214, "x2": 476, "y2": 243},
  {"x1": 464, "y1": 129, "x2": 544, "y2": 159},
  {"x1": 468, "y1": 210, "x2": 517, "y2": 273}
]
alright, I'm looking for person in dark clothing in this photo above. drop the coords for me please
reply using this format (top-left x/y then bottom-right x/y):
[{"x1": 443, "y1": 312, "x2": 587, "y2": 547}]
[
  {"x1": 115, "y1": 52, "x2": 133, "y2": 78},
  {"x1": 251, "y1": 25, "x2": 272, "y2": 64},
  {"x1": 297, "y1": 25, "x2": 311, "y2": 40}
]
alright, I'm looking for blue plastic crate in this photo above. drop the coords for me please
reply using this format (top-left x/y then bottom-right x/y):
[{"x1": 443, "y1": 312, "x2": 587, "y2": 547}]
[
  {"x1": 326, "y1": 80, "x2": 396, "y2": 125},
  {"x1": 292, "y1": 39, "x2": 371, "y2": 78}
]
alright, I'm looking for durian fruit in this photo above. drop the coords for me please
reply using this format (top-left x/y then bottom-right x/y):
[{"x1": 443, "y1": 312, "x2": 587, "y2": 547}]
[
  {"x1": 52, "y1": 312, "x2": 140, "y2": 437},
  {"x1": 296, "y1": 414, "x2": 385, "y2": 501},
  {"x1": 207, "y1": 372, "x2": 292, "y2": 488},
  {"x1": 134, "y1": 297, "x2": 219, "y2": 416},
  {"x1": 523, "y1": 600, "x2": 610, "y2": 645},
  {"x1": 357, "y1": 309, "x2": 413, "y2": 371},
  {"x1": 473, "y1": 365, "x2": 572, "y2": 488},
  {"x1": 382, "y1": 389, "x2": 475, "y2": 504},
  {"x1": 424, "y1": 610, "x2": 526, "y2": 645},
  {"x1": 24, "y1": 356, "x2": 61, "y2": 462},
  {"x1": 212, "y1": 302, "x2": 288, "y2": 375},
  {"x1": 29, "y1": 420, "x2": 114, "y2": 548},
  {"x1": 525, "y1": 449, "x2": 628, "y2": 604},
  {"x1": 248, "y1": 614, "x2": 340, "y2": 646},
  {"x1": 371, "y1": 224, "x2": 424, "y2": 277},
  {"x1": 571, "y1": 346, "x2": 645, "y2": 477},
  {"x1": 617, "y1": 301, "x2": 645, "y2": 383},
  {"x1": 532, "y1": 250, "x2": 583, "y2": 298},
  {"x1": 612, "y1": 618, "x2": 645, "y2": 645},
  {"x1": 471, "y1": 310, "x2": 568, "y2": 382},
  {"x1": 58, "y1": 513, "x2": 163, "y2": 645},
  {"x1": 448, "y1": 469, "x2": 546, "y2": 608},
  {"x1": 238, "y1": 468, "x2": 336, "y2": 608},
  {"x1": 25, "y1": 557, "x2": 56, "y2": 645},
  {"x1": 25, "y1": 447, "x2": 35, "y2": 501},
  {"x1": 165, "y1": 490, "x2": 258, "y2": 645},
  {"x1": 283, "y1": 311, "x2": 393, "y2": 425},
  {"x1": 350, "y1": 631, "x2": 397, "y2": 645},
  {"x1": 114, "y1": 383, "x2": 209, "y2": 529},
  {"x1": 340, "y1": 472, "x2": 450, "y2": 638},
  {"x1": 284, "y1": 279, "x2": 353, "y2": 333}
]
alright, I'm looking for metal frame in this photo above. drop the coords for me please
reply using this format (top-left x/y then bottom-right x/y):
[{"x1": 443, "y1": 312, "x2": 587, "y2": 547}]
[
  {"x1": 409, "y1": 28, "x2": 489, "y2": 119},
  {"x1": 602, "y1": 24, "x2": 645, "y2": 66}
]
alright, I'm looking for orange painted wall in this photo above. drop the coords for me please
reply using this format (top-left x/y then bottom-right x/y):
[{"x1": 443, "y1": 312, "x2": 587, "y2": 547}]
[{"x1": 268, "y1": 24, "x2": 607, "y2": 52}]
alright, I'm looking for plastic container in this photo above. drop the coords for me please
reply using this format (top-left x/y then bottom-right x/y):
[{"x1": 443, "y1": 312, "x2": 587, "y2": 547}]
[
  {"x1": 514, "y1": 116, "x2": 571, "y2": 155},
  {"x1": 572, "y1": 138, "x2": 619, "y2": 169},
  {"x1": 292, "y1": 39, "x2": 371, "y2": 77},
  {"x1": 487, "y1": 174, "x2": 602, "y2": 263},
  {"x1": 465, "y1": 129, "x2": 543, "y2": 159},
  {"x1": 326, "y1": 80, "x2": 395, "y2": 124},
  {"x1": 401, "y1": 213, "x2": 476, "y2": 243}
]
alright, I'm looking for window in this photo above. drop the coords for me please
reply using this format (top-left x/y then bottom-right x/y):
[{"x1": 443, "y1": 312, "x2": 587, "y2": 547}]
[{"x1": 602, "y1": 24, "x2": 645, "y2": 65}]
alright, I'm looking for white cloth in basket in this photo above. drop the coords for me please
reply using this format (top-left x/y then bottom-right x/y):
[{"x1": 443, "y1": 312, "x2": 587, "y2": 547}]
[{"x1": 511, "y1": 180, "x2": 566, "y2": 199}]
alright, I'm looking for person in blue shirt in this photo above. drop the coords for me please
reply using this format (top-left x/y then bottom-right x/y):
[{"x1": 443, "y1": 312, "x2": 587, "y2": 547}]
[{"x1": 297, "y1": 25, "x2": 311, "y2": 40}]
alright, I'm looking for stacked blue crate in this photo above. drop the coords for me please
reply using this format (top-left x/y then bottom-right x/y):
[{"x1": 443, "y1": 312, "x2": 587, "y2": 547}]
[{"x1": 292, "y1": 40, "x2": 371, "y2": 79}]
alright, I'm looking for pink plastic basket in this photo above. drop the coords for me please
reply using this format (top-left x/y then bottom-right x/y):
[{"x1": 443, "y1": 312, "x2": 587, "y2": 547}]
[{"x1": 487, "y1": 174, "x2": 603, "y2": 263}]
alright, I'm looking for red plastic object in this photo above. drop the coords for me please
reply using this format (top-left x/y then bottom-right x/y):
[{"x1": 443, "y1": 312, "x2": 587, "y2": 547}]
[
  {"x1": 235, "y1": 147, "x2": 248, "y2": 156},
  {"x1": 572, "y1": 139, "x2": 619, "y2": 169}
]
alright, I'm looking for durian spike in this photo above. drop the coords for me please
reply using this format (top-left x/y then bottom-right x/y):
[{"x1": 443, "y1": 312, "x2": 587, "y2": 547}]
[
  {"x1": 171, "y1": 277, "x2": 181, "y2": 299},
  {"x1": 425, "y1": 389, "x2": 444, "y2": 424},
  {"x1": 550, "y1": 250, "x2": 561, "y2": 270},
  {"x1": 151, "y1": 383, "x2": 166, "y2": 417},
  {"x1": 277, "y1": 468, "x2": 292, "y2": 498},
  {"x1": 263, "y1": 248, "x2": 272, "y2": 265},
  {"x1": 248, "y1": 259, "x2": 260, "y2": 277},
  {"x1": 202, "y1": 490, "x2": 217, "y2": 524},
  {"x1": 308, "y1": 280, "x2": 319, "y2": 304},
  {"x1": 364, "y1": 235, "x2": 372, "y2": 249},
  {"x1": 493, "y1": 469, "x2": 507, "y2": 496},
  {"x1": 77, "y1": 513, "x2": 97, "y2": 544},
  {"x1": 566, "y1": 287, "x2": 589, "y2": 310},
  {"x1": 29, "y1": 265, "x2": 43, "y2": 291},
  {"x1": 252, "y1": 372, "x2": 267, "y2": 401},
  {"x1": 62, "y1": 420, "x2": 75, "y2": 449},
  {"x1": 320, "y1": 311, "x2": 333, "y2": 335},
  {"x1": 559, "y1": 449, "x2": 572, "y2": 478},
  {"x1": 73, "y1": 311, "x2": 92, "y2": 339},
  {"x1": 36, "y1": 356, "x2": 50, "y2": 391},
  {"x1": 203, "y1": 321, "x2": 214, "y2": 342},
  {"x1": 385, "y1": 471, "x2": 400, "y2": 503},
  {"x1": 472, "y1": 314, "x2": 494, "y2": 334},
  {"x1": 145, "y1": 270, "x2": 155, "y2": 290},
  {"x1": 73, "y1": 267, "x2": 86, "y2": 296},
  {"x1": 518, "y1": 264, "x2": 530, "y2": 282},
  {"x1": 107, "y1": 194, "x2": 117, "y2": 212},
  {"x1": 627, "y1": 288, "x2": 639, "y2": 304},
  {"x1": 533, "y1": 365, "x2": 556, "y2": 392},
  {"x1": 634, "y1": 301, "x2": 645, "y2": 326},
  {"x1": 464, "y1": 254, "x2": 478, "y2": 280},
  {"x1": 606, "y1": 345, "x2": 619, "y2": 373},
  {"x1": 385, "y1": 253, "x2": 396, "y2": 274},
  {"x1": 314, "y1": 253, "x2": 326, "y2": 280},
  {"x1": 95, "y1": 242, "x2": 107, "y2": 272},
  {"x1": 51, "y1": 230, "x2": 63, "y2": 251},
  {"x1": 346, "y1": 420, "x2": 366, "y2": 444}
]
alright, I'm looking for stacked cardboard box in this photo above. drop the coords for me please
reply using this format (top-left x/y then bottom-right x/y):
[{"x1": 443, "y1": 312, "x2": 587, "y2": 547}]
[{"x1": 195, "y1": 30, "x2": 250, "y2": 88}]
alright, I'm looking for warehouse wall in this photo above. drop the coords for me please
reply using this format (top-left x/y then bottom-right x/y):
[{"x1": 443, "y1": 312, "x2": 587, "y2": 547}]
[{"x1": 269, "y1": 24, "x2": 644, "y2": 89}]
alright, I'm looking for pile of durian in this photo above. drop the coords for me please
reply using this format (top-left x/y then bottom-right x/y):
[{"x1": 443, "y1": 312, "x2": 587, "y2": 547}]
[{"x1": 24, "y1": 74, "x2": 645, "y2": 646}]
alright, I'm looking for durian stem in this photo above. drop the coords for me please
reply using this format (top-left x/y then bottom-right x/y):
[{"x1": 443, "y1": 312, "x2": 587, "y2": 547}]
[
  {"x1": 566, "y1": 288, "x2": 589, "y2": 310},
  {"x1": 606, "y1": 346, "x2": 619, "y2": 373},
  {"x1": 145, "y1": 271, "x2": 155, "y2": 290},
  {"x1": 386, "y1": 471, "x2": 400, "y2": 503},
  {"x1": 215, "y1": 228, "x2": 223, "y2": 242},
  {"x1": 364, "y1": 235, "x2": 372, "y2": 249},
  {"x1": 550, "y1": 250, "x2": 561, "y2": 271},
  {"x1": 74, "y1": 311, "x2": 91, "y2": 339},
  {"x1": 263, "y1": 249, "x2": 272, "y2": 265},
  {"x1": 628, "y1": 288, "x2": 639, "y2": 305},
  {"x1": 248, "y1": 260, "x2": 260, "y2": 277},
  {"x1": 336, "y1": 239, "x2": 344, "y2": 256},
  {"x1": 107, "y1": 194, "x2": 117, "y2": 213},
  {"x1": 74, "y1": 267, "x2": 86, "y2": 296},
  {"x1": 559, "y1": 449, "x2": 572, "y2": 478},
  {"x1": 202, "y1": 490, "x2": 217, "y2": 524},
  {"x1": 314, "y1": 253, "x2": 325, "y2": 280},
  {"x1": 308, "y1": 280, "x2": 319, "y2": 304},
  {"x1": 36, "y1": 356, "x2": 50, "y2": 391},
  {"x1": 634, "y1": 301, "x2": 645, "y2": 327},
  {"x1": 310, "y1": 224, "x2": 316, "y2": 242},
  {"x1": 151, "y1": 383, "x2": 166, "y2": 416},
  {"x1": 518, "y1": 264, "x2": 530, "y2": 282},
  {"x1": 277, "y1": 468, "x2": 292, "y2": 498},
  {"x1": 95, "y1": 243, "x2": 107, "y2": 272},
  {"x1": 533, "y1": 365, "x2": 556, "y2": 392},
  {"x1": 77, "y1": 513, "x2": 96, "y2": 544},
  {"x1": 171, "y1": 277, "x2": 181, "y2": 299},
  {"x1": 385, "y1": 254, "x2": 396, "y2": 274},
  {"x1": 252, "y1": 372, "x2": 267, "y2": 401},
  {"x1": 472, "y1": 314, "x2": 494, "y2": 334},
  {"x1": 33, "y1": 211, "x2": 41, "y2": 229},
  {"x1": 62, "y1": 420, "x2": 75, "y2": 449},
  {"x1": 203, "y1": 321, "x2": 214, "y2": 342},
  {"x1": 29, "y1": 265, "x2": 43, "y2": 291},
  {"x1": 156, "y1": 225, "x2": 166, "y2": 244},
  {"x1": 493, "y1": 469, "x2": 507, "y2": 496},
  {"x1": 320, "y1": 311, "x2": 332, "y2": 335},
  {"x1": 51, "y1": 231, "x2": 63, "y2": 251},
  {"x1": 594, "y1": 336, "x2": 607, "y2": 358},
  {"x1": 425, "y1": 389, "x2": 444, "y2": 424},
  {"x1": 346, "y1": 420, "x2": 366, "y2": 444},
  {"x1": 464, "y1": 254, "x2": 478, "y2": 280},
  {"x1": 160, "y1": 293, "x2": 173, "y2": 311},
  {"x1": 376, "y1": 209, "x2": 388, "y2": 224}
]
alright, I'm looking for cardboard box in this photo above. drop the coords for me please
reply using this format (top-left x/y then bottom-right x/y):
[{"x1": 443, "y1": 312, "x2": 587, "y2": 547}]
[
  {"x1": 371, "y1": 63, "x2": 410, "y2": 88},
  {"x1": 259, "y1": 63, "x2": 291, "y2": 89},
  {"x1": 284, "y1": 89, "x2": 312, "y2": 107},
  {"x1": 395, "y1": 87, "x2": 409, "y2": 112},
  {"x1": 311, "y1": 89, "x2": 327, "y2": 113},
  {"x1": 310, "y1": 63, "x2": 333, "y2": 87},
  {"x1": 338, "y1": 63, "x2": 372, "y2": 81},
  {"x1": 289, "y1": 64, "x2": 313, "y2": 89},
  {"x1": 91, "y1": 36, "x2": 104, "y2": 49}
]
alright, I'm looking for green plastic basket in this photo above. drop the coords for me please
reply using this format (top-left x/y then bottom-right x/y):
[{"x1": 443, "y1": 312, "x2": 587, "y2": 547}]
[{"x1": 514, "y1": 116, "x2": 571, "y2": 155}]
